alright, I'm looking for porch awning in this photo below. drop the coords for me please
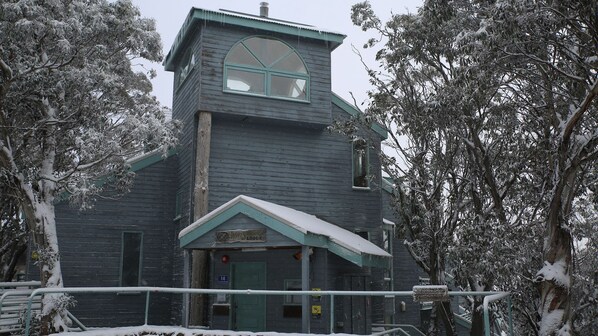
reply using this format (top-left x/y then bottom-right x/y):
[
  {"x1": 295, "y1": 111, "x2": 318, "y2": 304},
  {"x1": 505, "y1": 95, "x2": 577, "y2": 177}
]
[{"x1": 178, "y1": 195, "x2": 391, "y2": 268}]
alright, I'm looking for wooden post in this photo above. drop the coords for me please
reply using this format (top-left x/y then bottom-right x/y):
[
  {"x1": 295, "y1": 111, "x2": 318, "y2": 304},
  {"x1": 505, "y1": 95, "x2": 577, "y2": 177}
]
[{"x1": 189, "y1": 111, "x2": 212, "y2": 326}]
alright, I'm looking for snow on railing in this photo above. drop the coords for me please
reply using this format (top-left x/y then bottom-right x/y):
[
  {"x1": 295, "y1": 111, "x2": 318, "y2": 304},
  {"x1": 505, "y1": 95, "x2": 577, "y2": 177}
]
[{"x1": 22, "y1": 286, "x2": 513, "y2": 336}]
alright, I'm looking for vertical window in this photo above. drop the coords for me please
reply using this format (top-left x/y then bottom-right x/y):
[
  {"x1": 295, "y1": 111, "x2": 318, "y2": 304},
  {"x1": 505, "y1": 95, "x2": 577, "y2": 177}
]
[
  {"x1": 224, "y1": 36, "x2": 309, "y2": 101},
  {"x1": 177, "y1": 49, "x2": 196, "y2": 89},
  {"x1": 352, "y1": 139, "x2": 369, "y2": 188},
  {"x1": 120, "y1": 232, "x2": 143, "y2": 287},
  {"x1": 174, "y1": 190, "x2": 183, "y2": 220},
  {"x1": 284, "y1": 279, "x2": 302, "y2": 305}
]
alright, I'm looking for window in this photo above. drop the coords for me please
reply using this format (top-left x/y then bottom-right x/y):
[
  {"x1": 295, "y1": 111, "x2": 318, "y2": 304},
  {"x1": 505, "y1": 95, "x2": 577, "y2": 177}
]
[
  {"x1": 120, "y1": 232, "x2": 143, "y2": 286},
  {"x1": 177, "y1": 49, "x2": 196, "y2": 89},
  {"x1": 174, "y1": 190, "x2": 183, "y2": 220},
  {"x1": 284, "y1": 279, "x2": 302, "y2": 305},
  {"x1": 352, "y1": 139, "x2": 369, "y2": 188},
  {"x1": 224, "y1": 37, "x2": 309, "y2": 101}
]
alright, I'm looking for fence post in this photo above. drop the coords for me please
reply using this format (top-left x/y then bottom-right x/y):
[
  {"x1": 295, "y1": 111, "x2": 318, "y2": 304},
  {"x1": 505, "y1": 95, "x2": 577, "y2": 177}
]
[
  {"x1": 330, "y1": 294, "x2": 334, "y2": 333},
  {"x1": 145, "y1": 291, "x2": 151, "y2": 325}
]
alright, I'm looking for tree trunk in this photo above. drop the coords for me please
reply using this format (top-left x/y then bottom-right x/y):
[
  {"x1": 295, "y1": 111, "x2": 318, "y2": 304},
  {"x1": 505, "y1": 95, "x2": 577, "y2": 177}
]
[
  {"x1": 537, "y1": 224, "x2": 572, "y2": 336},
  {"x1": 190, "y1": 111, "x2": 212, "y2": 326},
  {"x1": 3, "y1": 243, "x2": 27, "y2": 281}
]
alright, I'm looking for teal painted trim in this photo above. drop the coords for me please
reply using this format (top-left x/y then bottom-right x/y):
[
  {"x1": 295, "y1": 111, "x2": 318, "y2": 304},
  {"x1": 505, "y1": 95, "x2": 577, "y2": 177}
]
[
  {"x1": 222, "y1": 88, "x2": 311, "y2": 104},
  {"x1": 223, "y1": 36, "x2": 311, "y2": 102},
  {"x1": 382, "y1": 177, "x2": 394, "y2": 194},
  {"x1": 331, "y1": 93, "x2": 387, "y2": 139},
  {"x1": 55, "y1": 148, "x2": 178, "y2": 203},
  {"x1": 128, "y1": 148, "x2": 178, "y2": 172},
  {"x1": 164, "y1": 8, "x2": 345, "y2": 71},
  {"x1": 179, "y1": 199, "x2": 390, "y2": 267},
  {"x1": 352, "y1": 138, "x2": 370, "y2": 189}
]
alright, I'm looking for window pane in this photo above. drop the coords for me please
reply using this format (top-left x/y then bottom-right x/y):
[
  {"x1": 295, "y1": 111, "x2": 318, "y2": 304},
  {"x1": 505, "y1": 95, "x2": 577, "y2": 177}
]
[
  {"x1": 121, "y1": 232, "x2": 142, "y2": 286},
  {"x1": 353, "y1": 140, "x2": 369, "y2": 187},
  {"x1": 285, "y1": 279, "x2": 302, "y2": 305},
  {"x1": 244, "y1": 38, "x2": 291, "y2": 67},
  {"x1": 225, "y1": 44, "x2": 261, "y2": 67},
  {"x1": 271, "y1": 75, "x2": 307, "y2": 99},
  {"x1": 272, "y1": 53, "x2": 307, "y2": 74},
  {"x1": 226, "y1": 69, "x2": 265, "y2": 94}
]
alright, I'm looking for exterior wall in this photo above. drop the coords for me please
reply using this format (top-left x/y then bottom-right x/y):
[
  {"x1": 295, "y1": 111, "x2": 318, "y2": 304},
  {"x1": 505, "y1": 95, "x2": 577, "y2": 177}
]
[
  {"x1": 208, "y1": 107, "x2": 382, "y2": 230},
  {"x1": 382, "y1": 187, "x2": 427, "y2": 329},
  {"x1": 168, "y1": 15, "x2": 389, "y2": 333},
  {"x1": 26, "y1": 156, "x2": 178, "y2": 327},
  {"x1": 198, "y1": 23, "x2": 333, "y2": 126},
  {"x1": 209, "y1": 248, "x2": 331, "y2": 334}
]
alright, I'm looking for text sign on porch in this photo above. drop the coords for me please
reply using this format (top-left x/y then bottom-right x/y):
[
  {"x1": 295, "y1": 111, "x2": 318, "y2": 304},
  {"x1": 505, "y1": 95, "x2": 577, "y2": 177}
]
[{"x1": 215, "y1": 229, "x2": 267, "y2": 243}]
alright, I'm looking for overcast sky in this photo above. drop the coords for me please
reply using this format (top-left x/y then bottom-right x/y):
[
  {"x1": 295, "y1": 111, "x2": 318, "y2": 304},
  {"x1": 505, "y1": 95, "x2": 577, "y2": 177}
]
[{"x1": 131, "y1": 0, "x2": 422, "y2": 110}]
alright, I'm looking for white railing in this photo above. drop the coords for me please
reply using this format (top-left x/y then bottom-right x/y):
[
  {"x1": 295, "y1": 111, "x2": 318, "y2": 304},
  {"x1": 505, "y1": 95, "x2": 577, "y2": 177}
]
[{"x1": 20, "y1": 287, "x2": 512, "y2": 336}]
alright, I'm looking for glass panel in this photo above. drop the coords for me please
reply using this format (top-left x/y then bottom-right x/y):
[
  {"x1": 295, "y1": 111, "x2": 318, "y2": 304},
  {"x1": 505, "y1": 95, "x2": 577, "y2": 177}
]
[
  {"x1": 353, "y1": 140, "x2": 368, "y2": 187},
  {"x1": 226, "y1": 69, "x2": 265, "y2": 94},
  {"x1": 284, "y1": 279, "x2": 302, "y2": 305},
  {"x1": 244, "y1": 37, "x2": 291, "y2": 67},
  {"x1": 272, "y1": 53, "x2": 307, "y2": 73},
  {"x1": 270, "y1": 75, "x2": 307, "y2": 100},
  {"x1": 226, "y1": 44, "x2": 261, "y2": 67},
  {"x1": 121, "y1": 232, "x2": 142, "y2": 286}
]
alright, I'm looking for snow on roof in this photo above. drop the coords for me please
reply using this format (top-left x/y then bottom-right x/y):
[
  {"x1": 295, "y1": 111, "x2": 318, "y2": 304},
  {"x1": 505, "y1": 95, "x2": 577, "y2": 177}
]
[
  {"x1": 179, "y1": 195, "x2": 390, "y2": 259},
  {"x1": 164, "y1": 7, "x2": 346, "y2": 71}
]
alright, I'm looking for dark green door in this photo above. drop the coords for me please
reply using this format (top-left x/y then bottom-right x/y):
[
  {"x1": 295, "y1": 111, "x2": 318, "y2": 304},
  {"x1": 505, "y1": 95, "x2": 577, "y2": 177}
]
[{"x1": 231, "y1": 262, "x2": 266, "y2": 331}]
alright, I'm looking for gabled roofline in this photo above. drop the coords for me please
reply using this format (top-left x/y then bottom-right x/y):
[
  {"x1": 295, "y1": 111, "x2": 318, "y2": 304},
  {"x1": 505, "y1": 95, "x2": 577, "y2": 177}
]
[
  {"x1": 331, "y1": 92, "x2": 388, "y2": 139},
  {"x1": 179, "y1": 195, "x2": 390, "y2": 268},
  {"x1": 164, "y1": 7, "x2": 346, "y2": 72}
]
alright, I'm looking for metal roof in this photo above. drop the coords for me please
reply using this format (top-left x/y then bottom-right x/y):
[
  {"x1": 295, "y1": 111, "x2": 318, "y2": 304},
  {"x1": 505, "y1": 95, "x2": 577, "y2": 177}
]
[{"x1": 164, "y1": 7, "x2": 346, "y2": 71}]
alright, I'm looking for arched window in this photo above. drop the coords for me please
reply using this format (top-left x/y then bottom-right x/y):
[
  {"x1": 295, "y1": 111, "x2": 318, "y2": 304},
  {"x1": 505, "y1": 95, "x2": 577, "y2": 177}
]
[{"x1": 224, "y1": 37, "x2": 309, "y2": 101}]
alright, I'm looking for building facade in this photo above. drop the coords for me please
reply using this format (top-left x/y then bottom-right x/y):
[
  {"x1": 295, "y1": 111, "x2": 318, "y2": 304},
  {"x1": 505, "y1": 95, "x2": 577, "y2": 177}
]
[{"x1": 26, "y1": 5, "x2": 430, "y2": 334}]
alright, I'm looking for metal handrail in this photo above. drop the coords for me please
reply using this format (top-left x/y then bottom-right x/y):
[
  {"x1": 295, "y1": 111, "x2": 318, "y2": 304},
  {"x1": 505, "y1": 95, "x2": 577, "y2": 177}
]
[
  {"x1": 483, "y1": 292, "x2": 513, "y2": 336},
  {"x1": 23, "y1": 287, "x2": 511, "y2": 336}
]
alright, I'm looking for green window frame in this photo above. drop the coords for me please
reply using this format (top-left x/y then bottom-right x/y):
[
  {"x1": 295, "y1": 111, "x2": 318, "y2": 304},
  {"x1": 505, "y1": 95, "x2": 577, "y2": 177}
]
[
  {"x1": 120, "y1": 231, "x2": 143, "y2": 287},
  {"x1": 224, "y1": 36, "x2": 309, "y2": 102},
  {"x1": 177, "y1": 49, "x2": 196, "y2": 90},
  {"x1": 352, "y1": 138, "x2": 370, "y2": 189},
  {"x1": 174, "y1": 190, "x2": 183, "y2": 220}
]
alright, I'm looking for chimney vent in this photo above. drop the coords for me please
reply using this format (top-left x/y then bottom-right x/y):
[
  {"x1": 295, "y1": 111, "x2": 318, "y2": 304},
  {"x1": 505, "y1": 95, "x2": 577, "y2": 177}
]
[{"x1": 260, "y1": 2, "x2": 269, "y2": 17}]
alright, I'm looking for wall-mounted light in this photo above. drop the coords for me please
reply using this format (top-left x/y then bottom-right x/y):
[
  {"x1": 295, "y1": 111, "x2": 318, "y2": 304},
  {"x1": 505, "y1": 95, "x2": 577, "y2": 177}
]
[{"x1": 221, "y1": 255, "x2": 230, "y2": 264}]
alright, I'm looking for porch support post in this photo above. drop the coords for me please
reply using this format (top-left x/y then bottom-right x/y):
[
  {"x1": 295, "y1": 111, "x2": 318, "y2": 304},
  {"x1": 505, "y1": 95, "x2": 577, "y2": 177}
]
[
  {"x1": 183, "y1": 249, "x2": 191, "y2": 328},
  {"x1": 301, "y1": 245, "x2": 310, "y2": 333},
  {"x1": 191, "y1": 111, "x2": 212, "y2": 325}
]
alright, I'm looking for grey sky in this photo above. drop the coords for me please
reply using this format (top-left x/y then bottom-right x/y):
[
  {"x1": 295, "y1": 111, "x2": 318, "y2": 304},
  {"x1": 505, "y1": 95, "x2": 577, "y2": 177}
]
[{"x1": 131, "y1": 0, "x2": 422, "y2": 110}]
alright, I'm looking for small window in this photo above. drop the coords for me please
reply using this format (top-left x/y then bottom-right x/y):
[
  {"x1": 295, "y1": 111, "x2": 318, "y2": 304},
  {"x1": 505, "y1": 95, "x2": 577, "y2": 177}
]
[
  {"x1": 120, "y1": 232, "x2": 143, "y2": 286},
  {"x1": 284, "y1": 279, "x2": 302, "y2": 305},
  {"x1": 174, "y1": 190, "x2": 183, "y2": 220},
  {"x1": 224, "y1": 36, "x2": 309, "y2": 101},
  {"x1": 177, "y1": 50, "x2": 196, "y2": 89},
  {"x1": 352, "y1": 139, "x2": 369, "y2": 188}
]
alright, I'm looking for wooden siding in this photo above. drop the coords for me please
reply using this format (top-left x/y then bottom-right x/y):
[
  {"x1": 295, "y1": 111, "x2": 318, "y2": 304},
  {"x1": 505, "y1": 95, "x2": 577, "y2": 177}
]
[
  {"x1": 207, "y1": 104, "x2": 382, "y2": 230},
  {"x1": 27, "y1": 156, "x2": 179, "y2": 327},
  {"x1": 382, "y1": 189, "x2": 426, "y2": 328},
  {"x1": 198, "y1": 23, "x2": 332, "y2": 126}
]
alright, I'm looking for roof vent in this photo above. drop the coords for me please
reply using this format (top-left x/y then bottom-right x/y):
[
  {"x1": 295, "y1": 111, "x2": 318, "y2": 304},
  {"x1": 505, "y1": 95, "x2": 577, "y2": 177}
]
[{"x1": 260, "y1": 2, "x2": 269, "y2": 17}]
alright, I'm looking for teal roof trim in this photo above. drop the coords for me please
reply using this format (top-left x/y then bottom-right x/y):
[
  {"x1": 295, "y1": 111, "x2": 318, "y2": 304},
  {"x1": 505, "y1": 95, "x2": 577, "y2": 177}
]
[
  {"x1": 128, "y1": 148, "x2": 178, "y2": 172},
  {"x1": 179, "y1": 195, "x2": 391, "y2": 268},
  {"x1": 331, "y1": 93, "x2": 388, "y2": 139},
  {"x1": 165, "y1": 8, "x2": 346, "y2": 71},
  {"x1": 382, "y1": 177, "x2": 395, "y2": 194}
]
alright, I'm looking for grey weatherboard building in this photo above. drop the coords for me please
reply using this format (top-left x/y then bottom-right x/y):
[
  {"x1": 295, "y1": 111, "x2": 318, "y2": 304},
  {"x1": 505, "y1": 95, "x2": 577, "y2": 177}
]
[{"x1": 25, "y1": 4, "x2": 432, "y2": 334}]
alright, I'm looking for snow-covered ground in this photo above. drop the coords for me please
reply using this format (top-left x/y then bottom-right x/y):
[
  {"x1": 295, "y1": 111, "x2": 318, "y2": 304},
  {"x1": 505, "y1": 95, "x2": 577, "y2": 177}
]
[{"x1": 51, "y1": 325, "x2": 357, "y2": 336}]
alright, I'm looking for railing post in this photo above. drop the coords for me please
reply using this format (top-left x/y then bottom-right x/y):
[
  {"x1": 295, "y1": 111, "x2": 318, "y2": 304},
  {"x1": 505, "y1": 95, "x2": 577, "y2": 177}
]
[
  {"x1": 145, "y1": 291, "x2": 151, "y2": 325},
  {"x1": 330, "y1": 294, "x2": 334, "y2": 333}
]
